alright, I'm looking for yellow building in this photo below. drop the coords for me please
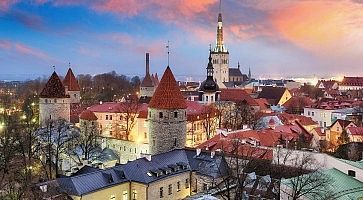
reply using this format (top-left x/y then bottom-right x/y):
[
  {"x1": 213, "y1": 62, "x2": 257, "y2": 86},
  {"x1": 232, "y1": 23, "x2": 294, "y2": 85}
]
[
  {"x1": 327, "y1": 119, "x2": 356, "y2": 147},
  {"x1": 42, "y1": 149, "x2": 228, "y2": 200}
]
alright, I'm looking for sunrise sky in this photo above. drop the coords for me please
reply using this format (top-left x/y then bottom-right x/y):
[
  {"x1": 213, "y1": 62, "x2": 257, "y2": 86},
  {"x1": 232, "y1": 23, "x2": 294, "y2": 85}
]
[{"x1": 1, "y1": 0, "x2": 363, "y2": 80}]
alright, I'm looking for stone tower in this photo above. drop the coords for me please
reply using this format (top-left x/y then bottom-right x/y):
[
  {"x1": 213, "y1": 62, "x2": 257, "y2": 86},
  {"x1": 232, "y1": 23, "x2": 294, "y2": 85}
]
[
  {"x1": 211, "y1": 7, "x2": 229, "y2": 88},
  {"x1": 39, "y1": 71, "x2": 70, "y2": 127},
  {"x1": 63, "y1": 68, "x2": 81, "y2": 104},
  {"x1": 199, "y1": 50, "x2": 220, "y2": 104},
  {"x1": 148, "y1": 66, "x2": 187, "y2": 155},
  {"x1": 139, "y1": 53, "x2": 155, "y2": 102},
  {"x1": 79, "y1": 109, "x2": 98, "y2": 136}
]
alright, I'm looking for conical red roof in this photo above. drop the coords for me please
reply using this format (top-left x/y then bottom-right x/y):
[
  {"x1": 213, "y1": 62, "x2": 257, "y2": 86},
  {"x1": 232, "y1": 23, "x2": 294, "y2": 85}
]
[
  {"x1": 149, "y1": 66, "x2": 187, "y2": 109},
  {"x1": 63, "y1": 68, "x2": 80, "y2": 91},
  {"x1": 80, "y1": 109, "x2": 98, "y2": 121},
  {"x1": 40, "y1": 72, "x2": 68, "y2": 98}
]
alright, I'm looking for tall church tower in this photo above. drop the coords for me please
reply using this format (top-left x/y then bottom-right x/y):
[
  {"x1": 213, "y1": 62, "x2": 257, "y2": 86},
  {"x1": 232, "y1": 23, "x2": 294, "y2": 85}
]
[
  {"x1": 211, "y1": 4, "x2": 229, "y2": 88},
  {"x1": 148, "y1": 66, "x2": 187, "y2": 155}
]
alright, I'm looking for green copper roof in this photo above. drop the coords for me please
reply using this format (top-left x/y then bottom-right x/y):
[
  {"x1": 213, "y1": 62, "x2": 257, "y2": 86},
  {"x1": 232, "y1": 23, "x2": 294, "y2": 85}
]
[
  {"x1": 282, "y1": 168, "x2": 363, "y2": 200},
  {"x1": 338, "y1": 159, "x2": 363, "y2": 170}
]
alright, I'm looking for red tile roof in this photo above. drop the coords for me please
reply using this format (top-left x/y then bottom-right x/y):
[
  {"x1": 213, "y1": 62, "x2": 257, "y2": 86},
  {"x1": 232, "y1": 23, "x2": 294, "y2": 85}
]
[
  {"x1": 141, "y1": 73, "x2": 154, "y2": 87},
  {"x1": 40, "y1": 72, "x2": 68, "y2": 98},
  {"x1": 63, "y1": 68, "x2": 80, "y2": 91},
  {"x1": 332, "y1": 119, "x2": 356, "y2": 129},
  {"x1": 79, "y1": 109, "x2": 98, "y2": 121},
  {"x1": 220, "y1": 88, "x2": 258, "y2": 106},
  {"x1": 149, "y1": 67, "x2": 187, "y2": 109},
  {"x1": 282, "y1": 96, "x2": 313, "y2": 109},
  {"x1": 346, "y1": 127, "x2": 363, "y2": 135},
  {"x1": 313, "y1": 127, "x2": 325, "y2": 136},
  {"x1": 89, "y1": 102, "x2": 148, "y2": 113},
  {"x1": 340, "y1": 77, "x2": 363, "y2": 86},
  {"x1": 254, "y1": 98, "x2": 269, "y2": 110}
]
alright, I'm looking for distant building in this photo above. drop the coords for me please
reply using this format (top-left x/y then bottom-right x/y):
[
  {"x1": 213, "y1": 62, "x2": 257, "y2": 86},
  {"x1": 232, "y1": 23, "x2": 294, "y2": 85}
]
[
  {"x1": 39, "y1": 71, "x2": 71, "y2": 127},
  {"x1": 41, "y1": 148, "x2": 229, "y2": 200},
  {"x1": 39, "y1": 68, "x2": 81, "y2": 127},
  {"x1": 258, "y1": 87, "x2": 292, "y2": 106},
  {"x1": 339, "y1": 77, "x2": 363, "y2": 91},
  {"x1": 139, "y1": 53, "x2": 158, "y2": 103}
]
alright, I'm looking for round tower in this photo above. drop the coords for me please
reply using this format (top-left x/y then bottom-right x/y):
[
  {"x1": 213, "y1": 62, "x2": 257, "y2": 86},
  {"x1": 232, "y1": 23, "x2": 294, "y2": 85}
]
[
  {"x1": 39, "y1": 71, "x2": 70, "y2": 127},
  {"x1": 148, "y1": 66, "x2": 187, "y2": 155}
]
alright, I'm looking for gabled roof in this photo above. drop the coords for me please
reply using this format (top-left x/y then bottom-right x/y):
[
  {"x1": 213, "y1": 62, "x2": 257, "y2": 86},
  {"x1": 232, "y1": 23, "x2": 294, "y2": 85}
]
[
  {"x1": 220, "y1": 88, "x2": 258, "y2": 106},
  {"x1": 63, "y1": 68, "x2": 80, "y2": 91},
  {"x1": 258, "y1": 87, "x2": 287, "y2": 104},
  {"x1": 331, "y1": 119, "x2": 356, "y2": 129},
  {"x1": 149, "y1": 66, "x2": 187, "y2": 109},
  {"x1": 346, "y1": 127, "x2": 363, "y2": 136},
  {"x1": 140, "y1": 73, "x2": 154, "y2": 87},
  {"x1": 40, "y1": 72, "x2": 68, "y2": 98},
  {"x1": 79, "y1": 109, "x2": 98, "y2": 121}
]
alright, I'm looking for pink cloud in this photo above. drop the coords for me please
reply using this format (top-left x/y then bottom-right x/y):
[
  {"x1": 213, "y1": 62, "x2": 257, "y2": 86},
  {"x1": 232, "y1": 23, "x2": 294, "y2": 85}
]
[
  {"x1": 0, "y1": 39, "x2": 52, "y2": 61},
  {"x1": 0, "y1": 0, "x2": 18, "y2": 11}
]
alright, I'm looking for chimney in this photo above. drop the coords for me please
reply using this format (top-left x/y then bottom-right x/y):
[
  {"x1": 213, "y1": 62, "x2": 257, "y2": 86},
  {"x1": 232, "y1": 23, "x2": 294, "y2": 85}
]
[
  {"x1": 141, "y1": 153, "x2": 152, "y2": 161},
  {"x1": 196, "y1": 148, "x2": 201, "y2": 156},
  {"x1": 146, "y1": 53, "x2": 150, "y2": 75},
  {"x1": 211, "y1": 151, "x2": 215, "y2": 158}
]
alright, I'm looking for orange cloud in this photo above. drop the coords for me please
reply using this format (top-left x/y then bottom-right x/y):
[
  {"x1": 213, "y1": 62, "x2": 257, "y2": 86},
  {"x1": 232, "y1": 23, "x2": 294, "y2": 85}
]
[{"x1": 270, "y1": 0, "x2": 363, "y2": 55}]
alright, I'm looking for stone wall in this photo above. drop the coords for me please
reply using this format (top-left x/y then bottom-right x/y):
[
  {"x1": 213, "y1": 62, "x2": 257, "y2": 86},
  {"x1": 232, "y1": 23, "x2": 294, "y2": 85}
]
[
  {"x1": 102, "y1": 137, "x2": 149, "y2": 164},
  {"x1": 140, "y1": 86, "x2": 155, "y2": 97},
  {"x1": 148, "y1": 108, "x2": 187, "y2": 155},
  {"x1": 39, "y1": 97, "x2": 70, "y2": 127},
  {"x1": 67, "y1": 90, "x2": 81, "y2": 104}
]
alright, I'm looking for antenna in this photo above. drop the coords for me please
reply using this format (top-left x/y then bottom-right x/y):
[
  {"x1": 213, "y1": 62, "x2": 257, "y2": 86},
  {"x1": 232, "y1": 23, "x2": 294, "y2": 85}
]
[
  {"x1": 219, "y1": 0, "x2": 222, "y2": 13},
  {"x1": 209, "y1": 44, "x2": 212, "y2": 51},
  {"x1": 166, "y1": 40, "x2": 170, "y2": 66}
]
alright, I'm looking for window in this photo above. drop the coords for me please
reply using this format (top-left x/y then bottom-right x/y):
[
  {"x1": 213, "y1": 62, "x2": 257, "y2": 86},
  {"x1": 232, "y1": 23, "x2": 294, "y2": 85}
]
[
  {"x1": 106, "y1": 115, "x2": 109, "y2": 120},
  {"x1": 153, "y1": 139, "x2": 155, "y2": 146},
  {"x1": 123, "y1": 191, "x2": 128, "y2": 200},
  {"x1": 149, "y1": 111, "x2": 151, "y2": 118},
  {"x1": 174, "y1": 112, "x2": 178, "y2": 118},
  {"x1": 74, "y1": 94, "x2": 77, "y2": 98},
  {"x1": 110, "y1": 131, "x2": 113, "y2": 135},
  {"x1": 132, "y1": 189, "x2": 137, "y2": 200},
  {"x1": 174, "y1": 138, "x2": 177, "y2": 147},
  {"x1": 144, "y1": 132, "x2": 147, "y2": 139},
  {"x1": 110, "y1": 195, "x2": 116, "y2": 200},
  {"x1": 110, "y1": 115, "x2": 113, "y2": 120},
  {"x1": 54, "y1": 99, "x2": 57, "y2": 103},
  {"x1": 211, "y1": 96, "x2": 214, "y2": 102},
  {"x1": 206, "y1": 96, "x2": 209, "y2": 102},
  {"x1": 185, "y1": 178, "x2": 189, "y2": 188},
  {"x1": 124, "y1": 146, "x2": 126, "y2": 151},
  {"x1": 45, "y1": 99, "x2": 48, "y2": 103},
  {"x1": 203, "y1": 183, "x2": 208, "y2": 191},
  {"x1": 308, "y1": 111, "x2": 310, "y2": 116},
  {"x1": 312, "y1": 112, "x2": 315, "y2": 116},
  {"x1": 168, "y1": 184, "x2": 172, "y2": 195},
  {"x1": 159, "y1": 112, "x2": 163, "y2": 118},
  {"x1": 324, "y1": 122, "x2": 327, "y2": 127},
  {"x1": 177, "y1": 181, "x2": 181, "y2": 192},
  {"x1": 337, "y1": 127, "x2": 340, "y2": 132},
  {"x1": 160, "y1": 187, "x2": 163, "y2": 198},
  {"x1": 348, "y1": 170, "x2": 356, "y2": 177}
]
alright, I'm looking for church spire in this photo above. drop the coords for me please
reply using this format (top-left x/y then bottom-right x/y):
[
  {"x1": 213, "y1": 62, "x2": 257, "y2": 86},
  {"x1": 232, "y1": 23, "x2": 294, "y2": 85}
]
[
  {"x1": 207, "y1": 50, "x2": 214, "y2": 79},
  {"x1": 248, "y1": 66, "x2": 251, "y2": 80},
  {"x1": 215, "y1": 0, "x2": 226, "y2": 53}
]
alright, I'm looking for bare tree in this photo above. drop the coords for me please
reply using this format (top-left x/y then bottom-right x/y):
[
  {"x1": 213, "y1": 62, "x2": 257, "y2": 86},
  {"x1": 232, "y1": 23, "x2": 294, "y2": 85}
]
[
  {"x1": 37, "y1": 119, "x2": 79, "y2": 179},
  {"x1": 76, "y1": 119, "x2": 100, "y2": 161},
  {"x1": 275, "y1": 148, "x2": 333, "y2": 200},
  {"x1": 116, "y1": 97, "x2": 140, "y2": 140},
  {"x1": 201, "y1": 104, "x2": 218, "y2": 140}
]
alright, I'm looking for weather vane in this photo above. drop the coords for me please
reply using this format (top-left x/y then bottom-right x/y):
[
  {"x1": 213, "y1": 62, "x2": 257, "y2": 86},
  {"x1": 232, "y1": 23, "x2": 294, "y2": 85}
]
[
  {"x1": 53, "y1": 65, "x2": 55, "y2": 71},
  {"x1": 166, "y1": 40, "x2": 170, "y2": 66}
]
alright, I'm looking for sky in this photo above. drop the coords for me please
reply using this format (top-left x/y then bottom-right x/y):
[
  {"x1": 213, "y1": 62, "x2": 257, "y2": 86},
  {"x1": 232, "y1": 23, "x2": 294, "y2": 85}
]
[{"x1": 1, "y1": 0, "x2": 363, "y2": 81}]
